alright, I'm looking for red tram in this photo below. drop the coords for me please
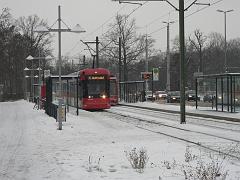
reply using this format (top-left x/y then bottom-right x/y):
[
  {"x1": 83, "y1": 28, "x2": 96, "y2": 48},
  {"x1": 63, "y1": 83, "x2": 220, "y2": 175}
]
[
  {"x1": 110, "y1": 75, "x2": 118, "y2": 105},
  {"x1": 79, "y1": 68, "x2": 111, "y2": 110},
  {"x1": 51, "y1": 68, "x2": 111, "y2": 110}
]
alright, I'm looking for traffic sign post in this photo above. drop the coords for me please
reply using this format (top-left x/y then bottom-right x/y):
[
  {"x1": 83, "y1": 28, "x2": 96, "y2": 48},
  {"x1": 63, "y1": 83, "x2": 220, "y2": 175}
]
[
  {"x1": 57, "y1": 98, "x2": 65, "y2": 130},
  {"x1": 152, "y1": 68, "x2": 159, "y2": 81}
]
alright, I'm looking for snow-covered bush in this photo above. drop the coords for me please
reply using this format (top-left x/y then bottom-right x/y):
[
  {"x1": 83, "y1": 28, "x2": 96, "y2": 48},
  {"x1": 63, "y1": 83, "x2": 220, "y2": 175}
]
[
  {"x1": 185, "y1": 146, "x2": 197, "y2": 163},
  {"x1": 183, "y1": 157, "x2": 228, "y2": 180},
  {"x1": 182, "y1": 148, "x2": 229, "y2": 180},
  {"x1": 87, "y1": 155, "x2": 104, "y2": 172},
  {"x1": 125, "y1": 147, "x2": 149, "y2": 173}
]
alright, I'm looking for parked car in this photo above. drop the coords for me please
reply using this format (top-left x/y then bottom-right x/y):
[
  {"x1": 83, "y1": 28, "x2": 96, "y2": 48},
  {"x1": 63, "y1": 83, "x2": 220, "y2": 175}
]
[
  {"x1": 186, "y1": 90, "x2": 200, "y2": 101},
  {"x1": 155, "y1": 91, "x2": 167, "y2": 100},
  {"x1": 146, "y1": 91, "x2": 156, "y2": 101},
  {"x1": 166, "y1": 91, "x2": 180, "y2": 103},
  {"x1": 203, "y1": 94, "x2": 214, "y2": 102}
]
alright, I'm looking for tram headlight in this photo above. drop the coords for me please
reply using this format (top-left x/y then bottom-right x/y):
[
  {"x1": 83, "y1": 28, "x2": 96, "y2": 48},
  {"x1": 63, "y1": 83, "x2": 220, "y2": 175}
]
[{"x1": 101, "y1": 94, "x2": 106, "y2": 99}]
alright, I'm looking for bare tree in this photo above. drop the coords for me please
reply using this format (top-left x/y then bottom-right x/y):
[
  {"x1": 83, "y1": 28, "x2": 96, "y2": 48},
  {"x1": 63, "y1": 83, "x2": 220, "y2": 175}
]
[
  {"x1": 0, "y1": 10, "x2": 54, "y2": 100},
  {"x1": 16, "y1": 15, "x2": 53, "y2": 56},
  {"x1": 189, "y1": 29, "x2": 207, "y2": 72},
  {"x1": 101, "y1": 14, "x2": 154, "y2": 81},
  {"x1": 204, "y1": 32, "x2": 225, "y2": 73}
]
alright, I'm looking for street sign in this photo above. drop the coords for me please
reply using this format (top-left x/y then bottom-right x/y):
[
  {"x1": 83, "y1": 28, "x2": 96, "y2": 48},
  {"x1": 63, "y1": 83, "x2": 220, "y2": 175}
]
[
  {"x1": 44, "y1": 70, "x2": 51, "y2": 77},
  {"x1": 152, "y1": 68, "x2": 159, "y2": 81},
  {"x1": 141, "y1": 72, "x2": 152, "y2": 80}
]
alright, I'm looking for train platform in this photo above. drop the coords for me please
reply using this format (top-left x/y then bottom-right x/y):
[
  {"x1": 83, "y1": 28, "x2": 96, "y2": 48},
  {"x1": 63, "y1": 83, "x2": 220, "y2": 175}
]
[{"x1": 119, "y1": 101, "x2": 240, "y2": 122}]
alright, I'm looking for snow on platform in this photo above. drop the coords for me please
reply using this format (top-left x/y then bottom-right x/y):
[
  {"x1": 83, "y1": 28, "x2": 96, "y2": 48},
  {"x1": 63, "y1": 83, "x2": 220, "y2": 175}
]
[{"x1": 0, "y1": 100, "x2": 240, "y2": 180}]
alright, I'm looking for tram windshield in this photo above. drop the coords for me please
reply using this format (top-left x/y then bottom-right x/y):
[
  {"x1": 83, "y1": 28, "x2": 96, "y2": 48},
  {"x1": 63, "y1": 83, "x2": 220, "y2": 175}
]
[{"x1": 87, "y1": 80, "x2": 107, "y2": 97}]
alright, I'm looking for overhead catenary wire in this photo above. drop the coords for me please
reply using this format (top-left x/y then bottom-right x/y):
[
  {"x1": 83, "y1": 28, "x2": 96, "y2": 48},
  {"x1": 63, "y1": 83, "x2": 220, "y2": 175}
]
[
  {"x1": 83, "y1": 4, "x2": 128, "y2": 40},
  {"x1": 148, "y1": 0, "x2": 225, "y2": 35},
  {"x1": 65, "y1": 0, "x2": 224, "y2": 57},
  {"x1": 65, "y1": 1, "x2": 149, "y2": 57},
  {"x1": 64, "y1": 4, "x2": 129, "y2": 56}
]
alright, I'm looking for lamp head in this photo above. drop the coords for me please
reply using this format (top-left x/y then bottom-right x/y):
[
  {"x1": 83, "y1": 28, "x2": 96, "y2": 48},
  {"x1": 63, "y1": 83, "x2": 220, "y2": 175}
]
[
  {"x1": 34, "y1": 25, "x2": 49, "y2": 33},
  {"x1": 71, "y1": 24, "x2": 86, "y2": 33},
  {"x1": 26, "y1": 55, "x2": 34, "y2": 60},
  {"x1": 45, "y1": 55, "x2": 53, "y2": 60},
  {"x1": 217, "y1": 9, "x2": 224, "y2": 13},
  {"x1": 226, "y1": 9, "x2": 234, "y2": 13}
]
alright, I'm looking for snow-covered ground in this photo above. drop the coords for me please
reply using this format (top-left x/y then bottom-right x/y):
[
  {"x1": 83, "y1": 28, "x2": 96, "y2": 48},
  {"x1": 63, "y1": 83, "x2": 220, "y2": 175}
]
[
  {"x1": 0, "y1": 100, "x2": 240, "y2": 180},
  {"x1": 121, "y1": 101, "x2": 240, "y2": 120}
]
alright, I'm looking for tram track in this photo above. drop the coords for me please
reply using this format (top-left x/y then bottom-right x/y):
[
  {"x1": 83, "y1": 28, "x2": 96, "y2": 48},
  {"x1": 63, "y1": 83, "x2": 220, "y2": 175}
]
[
  {"x1": 119, "y1": 103, "x2": 240, "y2": 123},
  {"x1": 100, "y1": 107, "x2": 240, "y2": 161},
  {"x1": 117, "y1": 105, "x2": 240, "y2": 133}
]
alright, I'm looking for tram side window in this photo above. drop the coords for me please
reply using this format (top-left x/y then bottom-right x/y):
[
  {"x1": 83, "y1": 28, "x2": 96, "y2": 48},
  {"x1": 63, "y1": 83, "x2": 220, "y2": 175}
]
[
  {"x1": 78, "y1": 81, "x2": 83, "y2": 99},
  {"x1": 110, "y1": 81, "x2": 116, "y2": 96}
]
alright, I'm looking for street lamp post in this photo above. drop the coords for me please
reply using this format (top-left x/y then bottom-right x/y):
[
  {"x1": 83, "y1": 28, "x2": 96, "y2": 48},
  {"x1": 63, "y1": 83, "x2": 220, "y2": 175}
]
[
  {"x1": 217, "y1": 9, "x2": 234, "y2": 73},
  {"x1": 26, "y1": 55, "x2": 52, "y2": 99},
  {"x1": 34, "y1": 5, "x2": 85, "y2": 130},
  {"x1": 35, "y1": 5, "x2": 86, "y2": 99},
  {"x1": 163, "y1": 21, "x2": 174, "y2": 92},
  {"x1": 25, "y1": 55, "x2": 35, "y2": 101}
]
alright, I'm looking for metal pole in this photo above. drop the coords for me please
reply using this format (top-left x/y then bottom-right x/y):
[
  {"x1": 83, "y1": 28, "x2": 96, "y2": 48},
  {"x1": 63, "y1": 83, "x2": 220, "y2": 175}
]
[
  {"x1": 31, "y1": 60, "x2": 33, "y2": 101},
  {"x1": 145, "y1": 34, "x2": 149, "y2": 92},
  {"x1": 216, "y1": 77, "x2": 218, "y2": 111},
  {"x1": 233, "y1": 76, "x2": 236, "y2": 112},
  {"x1": 217, "y1": 9, "x2": 233, "y2": 72},
  {"x1": 96, "y1": 36, "x2": 99, "y2": 68},
  {"x1": 221, "y1": 77, "x2": 223, "y2": 111},
  {"x1": 24, "y1": 59, "x2": 27, "y2": 100},
  {"x1": 119, "y1": 37, "x2": 122, "y2": 82},
  {"x1": 76, "y1": 77, "x2": 79, "y2": 116},
  {"x1": 224, "y1": 12, "x2": 227, "y2": 72},
  {"x1": 58, "y1": 5, "x2": 62, "y2": 98},
  {"x1": 58, "y1": 5, "x2": 62, "y2": 130},
  {"x1": 227, "y1": 76, "x2": 229, "y2": 112},
  {"x1": 166, "y1": 23, "x2": 171, "y2": 91},
  {"x1": 38, "y1": 51, "x2": 41, "y2": 86},
  {"x1": 195, "y1": 78, "x2": 198, "y2": 109},
  {"x1": 230, "y1": 75, "x2": 233, "y2": 112},
  {"x1": 152, "y1": 70, "x2": 154, "y2": 102},
  {"x1": 179, "y1": 0, "x2": 186, "y2": 124}
]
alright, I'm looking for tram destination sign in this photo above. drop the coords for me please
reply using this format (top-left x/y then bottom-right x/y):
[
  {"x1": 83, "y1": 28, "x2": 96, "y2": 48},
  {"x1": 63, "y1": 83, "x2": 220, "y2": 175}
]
[{"x1": 88, "y1": 75, "x2": 105, "y2": 80}]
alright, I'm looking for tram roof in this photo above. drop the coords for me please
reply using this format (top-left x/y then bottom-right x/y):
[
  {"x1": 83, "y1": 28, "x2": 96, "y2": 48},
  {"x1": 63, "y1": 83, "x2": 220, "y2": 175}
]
[{"x1": 80, "y1": 68, "x2": 110, "y2": 76}]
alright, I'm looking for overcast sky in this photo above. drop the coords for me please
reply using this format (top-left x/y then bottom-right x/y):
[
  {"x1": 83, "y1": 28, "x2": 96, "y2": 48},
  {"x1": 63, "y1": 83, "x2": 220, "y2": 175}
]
[{"x1": 0, "y1": 0, "x2": 239, "y2": 59}]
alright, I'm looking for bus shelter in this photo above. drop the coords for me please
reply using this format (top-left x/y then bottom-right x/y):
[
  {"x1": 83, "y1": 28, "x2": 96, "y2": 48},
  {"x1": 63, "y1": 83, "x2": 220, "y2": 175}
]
[
  {"x1": 195, "y1": 73, "x2": 240, "y2": 113},
  {"x1": 119, "y1": 81, "x2": 145, "y2": 103}
]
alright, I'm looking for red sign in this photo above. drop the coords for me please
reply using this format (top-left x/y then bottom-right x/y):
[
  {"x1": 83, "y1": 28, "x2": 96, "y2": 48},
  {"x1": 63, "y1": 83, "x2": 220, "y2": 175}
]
[{"x1": 141, "y1": 72, "x2": 152, "y2": 80}]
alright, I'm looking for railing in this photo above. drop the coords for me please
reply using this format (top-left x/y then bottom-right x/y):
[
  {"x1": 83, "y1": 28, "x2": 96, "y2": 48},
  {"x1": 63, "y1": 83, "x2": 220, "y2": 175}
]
[{"x1": 45, "y1": 101, "x2": 66, "y2": 121}]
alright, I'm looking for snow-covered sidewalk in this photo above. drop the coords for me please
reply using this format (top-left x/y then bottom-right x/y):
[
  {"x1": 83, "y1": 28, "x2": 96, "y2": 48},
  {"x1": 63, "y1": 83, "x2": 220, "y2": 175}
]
[{"x1": 0, "y1": 100, "x2": 240, "y2": 180}]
